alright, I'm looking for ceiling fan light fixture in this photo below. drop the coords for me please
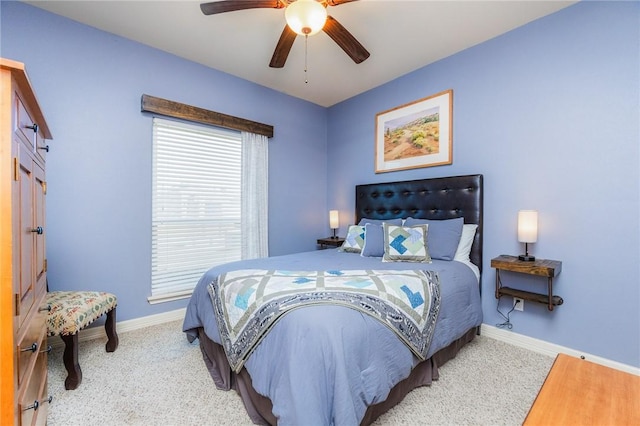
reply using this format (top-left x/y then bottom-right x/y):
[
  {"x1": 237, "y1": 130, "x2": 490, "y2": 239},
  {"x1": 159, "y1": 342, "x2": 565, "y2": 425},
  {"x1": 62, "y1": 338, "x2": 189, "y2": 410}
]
[{"x1": 285, "y1": 0, "x2": 327, "y2": 36}]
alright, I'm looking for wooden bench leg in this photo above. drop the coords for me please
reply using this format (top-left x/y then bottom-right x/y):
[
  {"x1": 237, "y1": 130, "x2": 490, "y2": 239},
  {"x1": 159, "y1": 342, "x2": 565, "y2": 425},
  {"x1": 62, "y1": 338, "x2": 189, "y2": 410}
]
[
  {"x1": 105, "y1": 307, "x2": 119, "y2": 352},
  {"x1": 61, "y1": 333, "x2": 82, "y2": 390}
]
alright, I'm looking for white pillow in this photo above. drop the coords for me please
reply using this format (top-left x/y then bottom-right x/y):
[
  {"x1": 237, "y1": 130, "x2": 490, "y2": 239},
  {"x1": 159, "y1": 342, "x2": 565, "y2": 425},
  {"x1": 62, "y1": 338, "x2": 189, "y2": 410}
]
[{"x1": 453, "y1": 224, "x2": 478, "y2": 262}]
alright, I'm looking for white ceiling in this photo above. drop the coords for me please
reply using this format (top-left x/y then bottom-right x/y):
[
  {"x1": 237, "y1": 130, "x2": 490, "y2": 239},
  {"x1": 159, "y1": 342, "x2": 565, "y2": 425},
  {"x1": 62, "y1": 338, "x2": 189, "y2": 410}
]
[{"x1": 25, "y1": 0, "x2": 576, "y2": 107}]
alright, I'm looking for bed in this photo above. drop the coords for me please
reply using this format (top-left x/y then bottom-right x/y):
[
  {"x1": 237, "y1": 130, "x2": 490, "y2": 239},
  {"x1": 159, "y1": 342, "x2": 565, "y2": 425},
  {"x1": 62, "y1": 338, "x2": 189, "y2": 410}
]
[{"x1": 183, "y1": 174, "x2": 484, "y2": 425}]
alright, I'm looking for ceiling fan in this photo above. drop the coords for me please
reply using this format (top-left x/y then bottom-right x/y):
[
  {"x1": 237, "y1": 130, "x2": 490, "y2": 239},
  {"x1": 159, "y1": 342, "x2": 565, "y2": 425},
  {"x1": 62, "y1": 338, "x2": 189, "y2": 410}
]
[{"x1": 200, "y1": 0, "x2": 370, "y2": 68}]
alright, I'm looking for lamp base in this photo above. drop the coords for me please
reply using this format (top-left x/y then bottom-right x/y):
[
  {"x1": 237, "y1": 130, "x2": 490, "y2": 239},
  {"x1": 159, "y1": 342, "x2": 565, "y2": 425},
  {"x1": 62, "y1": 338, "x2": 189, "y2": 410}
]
[
  {"x1": 330, "y1": 236, "x2": 339, "y2": 239},
  {"x1": 518, "y1": 254, "x2": 536, "y2": 262}
]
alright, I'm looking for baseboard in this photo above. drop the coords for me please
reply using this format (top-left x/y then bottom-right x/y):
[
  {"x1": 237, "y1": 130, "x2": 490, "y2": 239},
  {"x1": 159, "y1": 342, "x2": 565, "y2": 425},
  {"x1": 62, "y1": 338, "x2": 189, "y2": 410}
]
[
  {"x1": 48, "y1": 308, "x2": 187, "y2": 349},
  {"x1": 48, "y1": 309, "x2": 638, "y2": 376},
  {"x1": 481, "y1": 324, "x2": 640, "y2": 376}
]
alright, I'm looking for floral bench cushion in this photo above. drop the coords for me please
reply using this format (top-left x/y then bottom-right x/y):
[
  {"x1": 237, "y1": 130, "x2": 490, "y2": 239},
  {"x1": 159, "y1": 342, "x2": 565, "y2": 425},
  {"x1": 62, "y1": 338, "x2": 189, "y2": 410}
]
[{"x1": 46, "y1": 291, "x2": 118, "y2": 336}]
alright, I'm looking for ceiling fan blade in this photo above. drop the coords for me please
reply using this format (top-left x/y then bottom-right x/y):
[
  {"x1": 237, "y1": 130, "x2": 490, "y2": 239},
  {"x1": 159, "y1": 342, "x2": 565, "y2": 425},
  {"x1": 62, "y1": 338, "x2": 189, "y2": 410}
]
[
  {"x1": 326, "y1": 0, "x2": 359, "y2": 6},
  {"x1": 200, "y1": 1, "x2": 284, "y2": 16},
  {"x1": 269, "y1": 25, "x2": 297, "y2": 68},
  {"x1": 322, "y1": 16, "x2": 370, "y2": 64}
]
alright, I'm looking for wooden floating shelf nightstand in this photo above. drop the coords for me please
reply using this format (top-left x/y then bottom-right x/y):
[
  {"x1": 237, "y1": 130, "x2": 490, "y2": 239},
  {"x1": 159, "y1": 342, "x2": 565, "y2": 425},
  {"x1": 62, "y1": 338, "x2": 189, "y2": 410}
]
[
  {"x1": 491, "y1": 255, "x2": 563, "y2": 311},
  {"x1": 317, "y1": 237, "x2": 344, "y2": 249}
]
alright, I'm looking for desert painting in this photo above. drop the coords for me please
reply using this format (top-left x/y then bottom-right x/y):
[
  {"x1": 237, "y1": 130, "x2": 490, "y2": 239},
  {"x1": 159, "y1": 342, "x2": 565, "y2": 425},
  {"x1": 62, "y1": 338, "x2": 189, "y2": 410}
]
[
  {"x1": 383, "y1": 106, "x2": 440, "y2": 162},
  {"x1": 375, "y1": 89, "x2": 452, "y2": 173}
]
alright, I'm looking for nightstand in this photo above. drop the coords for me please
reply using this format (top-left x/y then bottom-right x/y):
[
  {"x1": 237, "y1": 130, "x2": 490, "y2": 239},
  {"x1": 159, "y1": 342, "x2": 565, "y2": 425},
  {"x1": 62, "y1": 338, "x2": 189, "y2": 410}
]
[
  {"x1": 317, "y1": 237, "x2": 344, "y2": 249},
  {"x1": 491, "y1": 255, "x2": 563, "y2": 311}
]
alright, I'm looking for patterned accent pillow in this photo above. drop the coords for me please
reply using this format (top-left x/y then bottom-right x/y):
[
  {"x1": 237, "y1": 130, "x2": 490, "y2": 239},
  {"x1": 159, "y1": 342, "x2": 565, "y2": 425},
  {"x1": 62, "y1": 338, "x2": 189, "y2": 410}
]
[
  {"x1": 340, "y1": 225, "x2": 366, "y2": 253},
  {"x1": 382, "y1": 224, "x2": 432, "y2": 263}
]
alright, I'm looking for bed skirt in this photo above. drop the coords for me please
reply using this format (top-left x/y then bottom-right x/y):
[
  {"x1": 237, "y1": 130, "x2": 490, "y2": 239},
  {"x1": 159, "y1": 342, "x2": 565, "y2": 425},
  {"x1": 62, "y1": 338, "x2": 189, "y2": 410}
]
[{"x1": 195, "y1": 326, "x2": 478, "y2": 425}]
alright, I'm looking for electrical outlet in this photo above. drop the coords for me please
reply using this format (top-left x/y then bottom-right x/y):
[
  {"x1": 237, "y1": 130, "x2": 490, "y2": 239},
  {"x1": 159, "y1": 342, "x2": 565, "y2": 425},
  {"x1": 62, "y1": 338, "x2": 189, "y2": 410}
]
[{"x1": 514, "y1": 297, "x2": 524, "y2": 311}]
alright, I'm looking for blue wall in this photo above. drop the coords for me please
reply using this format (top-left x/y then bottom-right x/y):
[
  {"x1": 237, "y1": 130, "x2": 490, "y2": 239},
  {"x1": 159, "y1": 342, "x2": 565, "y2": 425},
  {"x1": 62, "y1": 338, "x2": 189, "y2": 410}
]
[
  {"x1": 2, "y1": 1, "x2": 638, "y2": 368},
  {"x1": 327, "y1": 1, "x2": 639, "y2": 368},
  {"x1": 1, "y1": 2, "x2": 328, "y2": 320}
]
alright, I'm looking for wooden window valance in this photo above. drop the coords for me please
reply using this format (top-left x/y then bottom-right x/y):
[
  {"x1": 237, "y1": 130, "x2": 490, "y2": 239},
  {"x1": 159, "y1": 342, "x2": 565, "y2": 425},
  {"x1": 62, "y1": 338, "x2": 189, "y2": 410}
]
[{"x1": 141, "y1": 94, "x2": 273, "y2": 138}]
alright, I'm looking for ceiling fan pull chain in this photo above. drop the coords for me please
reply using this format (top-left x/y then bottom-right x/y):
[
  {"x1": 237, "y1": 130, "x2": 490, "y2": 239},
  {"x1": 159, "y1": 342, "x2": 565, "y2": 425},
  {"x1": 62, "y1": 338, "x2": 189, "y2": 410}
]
[{"x1": 304, "y1": 34, "x2": 309, "y2": 84}]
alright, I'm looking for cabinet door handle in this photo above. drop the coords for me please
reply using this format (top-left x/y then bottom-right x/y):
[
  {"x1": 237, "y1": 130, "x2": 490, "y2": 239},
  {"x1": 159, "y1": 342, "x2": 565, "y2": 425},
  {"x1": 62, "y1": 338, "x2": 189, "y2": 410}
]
[
  {"x1": 39, "y1": 304, "x2": 52, "y2": 312},
  {"x1": 25, "y1": 123, "x2": 39, "y2": 133},
  {"x1": 31, "y1": 226, "x2": 43, "y2": 235},
  {"x1": 21, "y1": 343, "x2": 38, "y2": 353},
  {"x1": 38, "y1": 145, "x2": 50, "y2": 152},
  {"x1": 23, "y1": 400, "x2": 39, "y2": 412},
  {"x1": 23, "y1": 396, "x2": 52, "y2": 412},
  {"x1": 40, "y1": 345, "x2": 52, "y2": 354}
]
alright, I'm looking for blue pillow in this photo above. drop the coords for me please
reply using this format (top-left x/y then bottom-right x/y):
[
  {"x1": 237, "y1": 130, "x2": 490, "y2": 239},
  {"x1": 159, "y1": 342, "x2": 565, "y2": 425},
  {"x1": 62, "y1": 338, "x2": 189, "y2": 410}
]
[
  {"x1": 360, "y1": 223, "x2": 385, "y2": 257},
  {"x1": 358, "y1": 217, "x2": 403, "y2": 226},
  {"x1": 403, "y1": 217, "x2": 464, "y2": 261}
]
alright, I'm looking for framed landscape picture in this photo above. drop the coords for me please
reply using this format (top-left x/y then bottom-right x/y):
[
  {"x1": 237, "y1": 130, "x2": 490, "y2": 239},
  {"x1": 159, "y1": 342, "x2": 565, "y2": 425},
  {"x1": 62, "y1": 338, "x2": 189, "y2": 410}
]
[{"x1": 375, "y1": 89, "x2": 453, "y2": 173}]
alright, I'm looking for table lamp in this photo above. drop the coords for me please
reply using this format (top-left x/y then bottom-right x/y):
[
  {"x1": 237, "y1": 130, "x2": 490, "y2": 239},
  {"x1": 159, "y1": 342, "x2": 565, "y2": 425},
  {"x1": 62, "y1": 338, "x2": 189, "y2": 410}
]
[
  {"x1": 518, "y1": 210, "x2": 538, "y2": 261},
  {"x1": 329, "y1": 210, "x2": 339, "y2": 239}
]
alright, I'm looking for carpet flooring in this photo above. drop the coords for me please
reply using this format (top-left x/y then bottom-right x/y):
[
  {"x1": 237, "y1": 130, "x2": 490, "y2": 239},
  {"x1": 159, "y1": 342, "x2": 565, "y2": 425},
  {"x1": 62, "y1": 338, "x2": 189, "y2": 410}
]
[{"x1": 47, "y1": 320, "x2": 554, "y2": 425}]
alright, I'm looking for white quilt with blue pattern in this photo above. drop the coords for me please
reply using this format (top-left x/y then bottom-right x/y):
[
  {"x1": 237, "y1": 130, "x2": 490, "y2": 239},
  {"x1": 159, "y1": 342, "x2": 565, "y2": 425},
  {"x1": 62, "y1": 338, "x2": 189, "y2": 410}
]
[{"x1": 208, "y1": 269, "x2": 441, "y2": 372}]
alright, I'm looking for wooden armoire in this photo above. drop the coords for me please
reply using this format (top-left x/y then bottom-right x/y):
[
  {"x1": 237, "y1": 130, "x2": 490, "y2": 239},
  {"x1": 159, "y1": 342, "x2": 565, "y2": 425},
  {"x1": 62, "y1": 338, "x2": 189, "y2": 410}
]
[{"x1": 1, "y1": 58, "x2": 53, "y2": 425}]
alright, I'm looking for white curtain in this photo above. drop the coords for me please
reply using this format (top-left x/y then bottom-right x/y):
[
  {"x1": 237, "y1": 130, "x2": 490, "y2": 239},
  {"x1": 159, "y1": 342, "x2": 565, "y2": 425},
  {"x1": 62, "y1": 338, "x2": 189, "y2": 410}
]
[{"x1": 241, "y1": 132, "x2": 269, "y2": 259}]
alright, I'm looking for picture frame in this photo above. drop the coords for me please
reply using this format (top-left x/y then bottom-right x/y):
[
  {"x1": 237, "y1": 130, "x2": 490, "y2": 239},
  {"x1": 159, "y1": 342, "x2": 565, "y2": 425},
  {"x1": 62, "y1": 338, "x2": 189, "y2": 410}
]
[{"x1": 375, "y1": 89, "x2": 453, "y2": 173}]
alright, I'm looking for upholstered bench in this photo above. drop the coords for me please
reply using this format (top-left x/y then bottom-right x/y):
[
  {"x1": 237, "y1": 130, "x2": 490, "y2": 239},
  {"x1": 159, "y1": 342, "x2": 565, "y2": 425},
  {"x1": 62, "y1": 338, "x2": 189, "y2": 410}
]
[{"x1": 46, "y1": 291, "x2": 119, "y2": 390}]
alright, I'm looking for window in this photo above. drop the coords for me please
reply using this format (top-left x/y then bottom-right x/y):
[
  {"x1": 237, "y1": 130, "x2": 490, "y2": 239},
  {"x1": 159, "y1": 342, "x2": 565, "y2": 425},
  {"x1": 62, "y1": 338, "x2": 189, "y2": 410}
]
[{"x1": 149, "y1": 117, "x2": 242, "y2": 303}]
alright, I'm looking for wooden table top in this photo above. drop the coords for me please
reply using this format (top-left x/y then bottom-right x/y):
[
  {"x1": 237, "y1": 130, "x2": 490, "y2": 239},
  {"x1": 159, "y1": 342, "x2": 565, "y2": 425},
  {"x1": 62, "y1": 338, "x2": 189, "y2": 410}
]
[{"x1": 524, "y1": 353, "x2": 640, "y2": 426}]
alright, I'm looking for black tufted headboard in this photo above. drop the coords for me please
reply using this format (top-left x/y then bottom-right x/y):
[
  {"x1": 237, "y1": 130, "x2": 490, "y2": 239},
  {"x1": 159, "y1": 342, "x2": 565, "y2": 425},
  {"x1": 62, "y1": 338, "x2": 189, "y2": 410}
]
[{"x1": 355, "y1": 174, "x2": 483, "y2": 274}]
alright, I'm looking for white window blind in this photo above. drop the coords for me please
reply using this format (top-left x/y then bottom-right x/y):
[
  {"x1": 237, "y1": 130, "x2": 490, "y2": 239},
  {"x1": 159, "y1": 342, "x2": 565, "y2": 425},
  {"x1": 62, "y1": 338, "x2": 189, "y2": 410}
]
[{"x1": 149, "y1": 117, "x2": 242, "y2": 303}]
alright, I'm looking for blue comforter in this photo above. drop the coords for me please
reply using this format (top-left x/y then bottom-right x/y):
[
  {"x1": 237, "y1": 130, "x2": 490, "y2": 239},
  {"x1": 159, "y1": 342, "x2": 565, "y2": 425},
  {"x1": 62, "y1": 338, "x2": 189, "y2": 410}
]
[{"x1": 183, "y1": 249, "x2": 482, "y2": 425}]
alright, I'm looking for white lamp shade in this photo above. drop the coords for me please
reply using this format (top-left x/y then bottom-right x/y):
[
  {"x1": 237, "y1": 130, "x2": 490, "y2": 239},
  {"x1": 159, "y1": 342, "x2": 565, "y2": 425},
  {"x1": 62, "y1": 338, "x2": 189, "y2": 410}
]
[
  {"x1": 329, "y1": 210, "x2": 339, "y2": 229},
  {"x1": 285, "y1": 0, "x2": 327, "y2": 36},
  {"x1": 518, "y1": 210, "x2": 538, "y2": 243}
]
